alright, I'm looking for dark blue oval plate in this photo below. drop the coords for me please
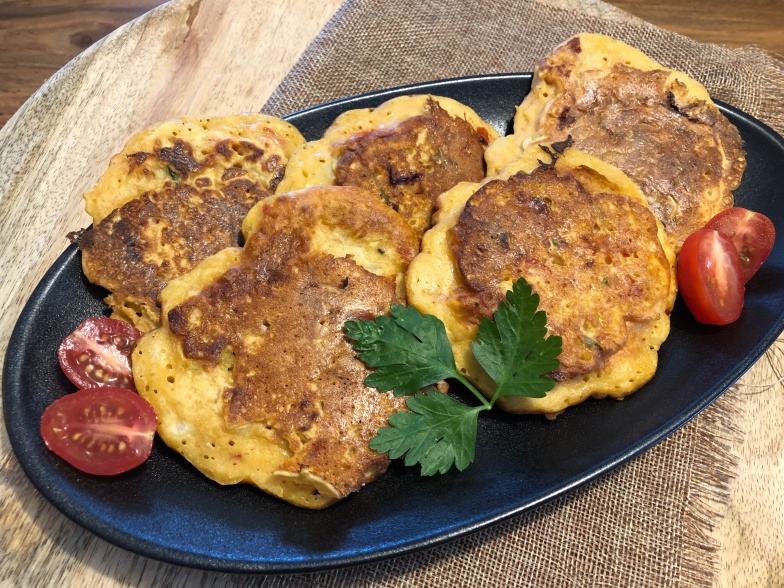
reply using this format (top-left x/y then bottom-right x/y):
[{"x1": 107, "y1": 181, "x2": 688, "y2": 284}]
[{"x1": 4, "y1": 74, "x2": 784, "y2": 573}]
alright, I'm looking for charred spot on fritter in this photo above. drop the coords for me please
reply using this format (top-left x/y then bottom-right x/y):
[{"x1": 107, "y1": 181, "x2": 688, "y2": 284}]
[
  {"x1": 155, "y1": 139, "x2": 202, "y2": 178},
  {"x1": 126, "y1": 151, "x2": 150, "y2": 172},
  {"x1": 80, "y1": 181, "x2": 270, "y2": 331},
  {"x1": 265, "y1": 155, "x2": 286, "y2": 192},
  {"x1": 449, "y1": 165, "x2": 671, "y2": 380},
  {"x1": 220, "y1": 177, "x2": 270, "y2": 205},
  {"x1": 557, "y1": 107, "x2": 577, "y2": 130},
  {"x1": 333, "y1": 98, "x2": 487, "y2": 235},
  {"x1": 166, "y1": 189, "x2": 413, "y2": 498},
  {"x1": 538, "y1": 62, "x2": 745, "y2": 248},
  {"x1": 221, "y1": 167, "x2": 248, "y2": 181},
  {"x1": 235, "y1": 140, "x2": 265, "y2": 161}
]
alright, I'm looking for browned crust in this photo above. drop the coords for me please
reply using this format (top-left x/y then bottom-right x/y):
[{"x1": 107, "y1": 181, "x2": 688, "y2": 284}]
[
  {"x1": 142, "y1": 136, "x2": 287, "y2": 190},
  {"x1": 449, "y1": 164, "x2": 671, "y2": 380},
  {"x1": 80, "y1": 179, "x2": 268, "y2": 329},
  {"x1": 166, "y1": 186, "x2": 417, "y2": 498},
  {"x1": 536, "y1": 38, "x2": 746, "y2": 249},
  {"x1": 334, "y1": 98, "x2": 488, "y2": 235}
]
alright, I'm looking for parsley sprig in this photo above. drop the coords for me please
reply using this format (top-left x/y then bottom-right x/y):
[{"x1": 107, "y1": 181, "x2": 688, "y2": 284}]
[{"x1": 344, "y1": 277, "x2": 562, "y2": 475}]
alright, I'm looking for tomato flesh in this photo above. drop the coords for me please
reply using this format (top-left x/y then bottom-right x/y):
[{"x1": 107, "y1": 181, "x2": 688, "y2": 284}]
[
  {"x1": 58, "y1": 318, "x2": 141, "y2": 391},
  {"x1": 704, "y1": 207, "x2": 775, "y2": 283},
  {"x1": 677, "y1": 229, "x2": 745, "y2": 325},
  {"x1": 40, "y1": 387, "x2": 157, "y2": 475}
]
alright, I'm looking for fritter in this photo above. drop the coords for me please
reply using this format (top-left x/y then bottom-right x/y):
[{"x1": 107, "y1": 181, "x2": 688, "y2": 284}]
[
  {"x1": 277, "y1": 95, "x2": 499, "y2": 236},
  {"x1": 407, "y1": 142, "x2": 676, "y2": 415},
  {"x1": 79, "y1": 114, "x2": 305, "y2": 331},
  {"x1": 132, "y1": 186, "x2": 419, "y2": 509},
  {"x1": 485, "y1": 33, "x2": 745, "y2": 251},
  {"x1": 84, "y1": 114, "x2": 305, "y2": 224},
  {"x1": 80, "y1": 180, "x2": 266, "y2": 331}
]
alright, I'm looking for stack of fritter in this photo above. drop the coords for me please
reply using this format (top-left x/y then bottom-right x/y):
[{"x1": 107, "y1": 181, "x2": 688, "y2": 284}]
[
  {"x1": 485, "y1": 33, "x2": 745, "y2": 252},
  {"x1": 407, "y1": 144, "x2": 676, "y2": 415},
  {"x1": 86, "y1": 96, "x2": 498, "y2": 506},
  {"x1": 79, "y1": 114, "x2": 305, "y2": 331},
  {"x1": 408, "y1": 33, "x2": 744, "y2": 416}
]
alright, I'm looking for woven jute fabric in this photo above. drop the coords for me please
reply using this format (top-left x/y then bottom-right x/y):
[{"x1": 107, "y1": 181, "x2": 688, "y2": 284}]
[{"x1": 260, "y1": 1, "x2": 784, "y2": 585}]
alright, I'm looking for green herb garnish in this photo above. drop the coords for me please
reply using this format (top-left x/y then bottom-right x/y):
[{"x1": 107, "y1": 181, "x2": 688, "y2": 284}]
[
  {"x1": 166, "y1": 166, "x2": 180, "y2": 183},
  {"x1": 344, "y1": 277, "x2": 562, "y2": 475}
]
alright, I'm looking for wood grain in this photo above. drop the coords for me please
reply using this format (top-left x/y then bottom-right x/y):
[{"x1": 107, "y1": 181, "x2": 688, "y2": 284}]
[
  {"x1": 0, "y1": 1, "x2": 167, "y2": 126},
  {"x1": 1, "y1": 0, "x2": 781, "y2": 127},
  {"x1": 609, "y1": 0, "x2": 784, "y2": 54}
]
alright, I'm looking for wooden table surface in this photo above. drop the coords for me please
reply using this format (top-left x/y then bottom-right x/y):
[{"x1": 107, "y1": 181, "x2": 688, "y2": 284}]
[
  {"x1": 0, "y1": 1, "x2": 782, "y2": 587},
  {"x1": 1, "y1": 0, "x2": 782, "y2": 128}
]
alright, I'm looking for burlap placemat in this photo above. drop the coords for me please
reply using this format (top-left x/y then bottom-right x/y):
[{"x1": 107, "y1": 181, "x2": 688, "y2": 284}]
[{"x1": 259, "y1": 0, "x2": 784, "y2": 585}]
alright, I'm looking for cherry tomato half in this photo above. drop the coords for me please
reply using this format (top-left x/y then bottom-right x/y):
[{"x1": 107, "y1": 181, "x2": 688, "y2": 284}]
[
  {"x1": 677, "y1": 229, "x2": 745, "y2": 325},
  {"x1": 704, "y1": 207, "x2": 776, "y2": 283},
  {"x1": 40, "y1": 387, "x2": 157, "y2": 475},
  {"x1": 57, "y1": 317, "x2": 141, "y2": 391}
]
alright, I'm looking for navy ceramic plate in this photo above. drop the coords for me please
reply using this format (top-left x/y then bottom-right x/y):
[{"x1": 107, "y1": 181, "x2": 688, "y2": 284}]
[{"x1": 4, "y1": 74, "x2": 784, "y2": 573}]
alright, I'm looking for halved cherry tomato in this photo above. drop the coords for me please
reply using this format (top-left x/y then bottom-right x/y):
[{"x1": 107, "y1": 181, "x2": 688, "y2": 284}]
[
  {"x1": 704, "y1": 207, "x2": 775, "y2": 283},
  {"x1": 57, "y1": 318, "x2": 141, "y2": 391},
  {"x1": 677, "y1": 229, "x2": 745, "y2": 325},
  {"x1": 40, "y1": 387, "x2": 157, "y2": 475}
]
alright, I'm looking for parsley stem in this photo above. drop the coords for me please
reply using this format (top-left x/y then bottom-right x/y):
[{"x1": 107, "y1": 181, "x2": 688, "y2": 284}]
[{"x1": 453, "y1": 373, "x2": 493, "y2": 410}]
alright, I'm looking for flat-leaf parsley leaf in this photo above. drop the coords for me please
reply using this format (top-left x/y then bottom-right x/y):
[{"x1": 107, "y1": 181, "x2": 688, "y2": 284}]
[
  {"x1": 345, "y1": 276, "x2": 562, "y2": 475},
  {"x1": 344, "y1": 305, "x2": 456, "y2": 396},
  {"x1": 472, "y1": 278, "x2": 562, "y2": 403}
]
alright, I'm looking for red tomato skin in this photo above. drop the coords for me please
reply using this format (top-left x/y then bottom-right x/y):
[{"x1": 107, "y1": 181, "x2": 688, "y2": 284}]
[
  {"x1": 677, "y1": 229, "x2": 745, "y2": 325},
  {"x1": 57, "y1": 318, "x2": 142, "y2": 391},
  {"x1": 704, "y1": 207, "x2": 776, "y2": 283},
  {"x1": 40, "y1": 387, "x2": 157, "y2": 475}
]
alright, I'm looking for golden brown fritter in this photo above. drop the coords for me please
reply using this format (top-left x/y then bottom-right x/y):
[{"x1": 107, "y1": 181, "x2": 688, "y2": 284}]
[
  {"x1": 276, "y1": 95, "x2": 500, "y2": 236},
  {"x1": 80, "y1": 179, "x2": 267, "y2": 332},
  {"x1": 133, "y1": 186, "x2": 419, "y2": 508},
  {"x1": 168, "y1": 250, "x2": 405, "y2": 494},
  {"x1": 486, "y1": 33, "x2": 745, "y2": 251},
  {"x1": 333, "y1": 98, "x2": 488, "y2": 235},
  {"x1": 407, "y1": 144, "x2": 676, "y2": 415},
  {"x1": 84, "y1": 115, "x2": 305, "y2": 224},
  {"x1": 450, "y1": 164, "x2": 671, "y2": 381}
]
